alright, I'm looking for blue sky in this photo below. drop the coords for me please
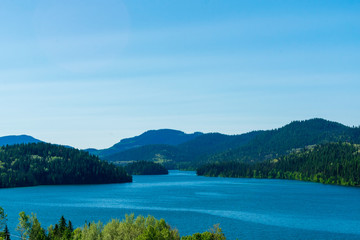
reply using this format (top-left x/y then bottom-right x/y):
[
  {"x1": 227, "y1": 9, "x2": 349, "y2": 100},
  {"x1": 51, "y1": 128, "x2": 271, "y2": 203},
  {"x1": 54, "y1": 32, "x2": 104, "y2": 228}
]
[{"x1": 0, "y1": 0, "x2": 359, "y2": 149}]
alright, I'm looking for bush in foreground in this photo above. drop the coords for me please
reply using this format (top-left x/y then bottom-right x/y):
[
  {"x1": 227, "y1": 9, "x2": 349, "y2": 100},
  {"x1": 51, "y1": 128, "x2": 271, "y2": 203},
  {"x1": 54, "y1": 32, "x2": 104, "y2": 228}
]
[{"x1": 0, "y1": 207, "x2": 226, "y2": 240}]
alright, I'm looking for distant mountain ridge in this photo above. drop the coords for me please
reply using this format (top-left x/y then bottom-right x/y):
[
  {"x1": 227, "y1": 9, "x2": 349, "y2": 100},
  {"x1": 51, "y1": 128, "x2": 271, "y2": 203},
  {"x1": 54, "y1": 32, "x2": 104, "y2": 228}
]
[
  {"x1": 4, "y1": 118, "x2": 359, "y2": 171},
  {"x1": 0, "y1": 135, "x2": 42, "y2": 146},
  {"x1": 98, "y1": 118, "x2": 360, "y2": 169},
  {"x1": 86, "y1": 129, "x2": 203, "y2": 158},
  {"x1": 207, "y1": 118, "x2": 360, "y2": 163},
  {"x1": 104, "y1": 131, "x2": 262, "y2": 168}
]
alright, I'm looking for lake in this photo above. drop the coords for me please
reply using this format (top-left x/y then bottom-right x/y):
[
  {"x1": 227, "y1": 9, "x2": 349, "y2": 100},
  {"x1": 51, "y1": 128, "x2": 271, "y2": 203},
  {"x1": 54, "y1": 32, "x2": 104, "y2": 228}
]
[{"x1": 1, "y1": 170, "x2": 360, "y2": 239}]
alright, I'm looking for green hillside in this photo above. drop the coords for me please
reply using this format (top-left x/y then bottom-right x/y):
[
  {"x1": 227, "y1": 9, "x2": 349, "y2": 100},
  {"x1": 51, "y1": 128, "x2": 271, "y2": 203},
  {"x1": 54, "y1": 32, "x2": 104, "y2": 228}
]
[
  {"x1": 125, "y1": 161, "x2": 169, "y2": 175},
  {"x1": 197, "y1": 142, "x2": 360, "y2": 186},
  {"x1": 0, "y1": 143, "x2": 132, "y2": 188},
  {"x1": 87, "y1": 129, "x2": 202, "y2": 158},
  {"x1": 101, "y1": 119, "x2": 360, "y2": 171},
  {"x1": 104, "y1": 131, "x2": 260, "y2": 169},
  {"x1": 207, "y1": 118, "x2": 360, "y2": 163}
]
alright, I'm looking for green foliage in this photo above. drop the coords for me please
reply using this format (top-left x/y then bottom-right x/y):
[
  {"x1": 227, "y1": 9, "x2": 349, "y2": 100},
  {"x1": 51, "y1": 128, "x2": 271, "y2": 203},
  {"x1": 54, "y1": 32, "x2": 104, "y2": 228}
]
[
  {"x1": 197, "y1": 142, "x2": 360, "y2": 187},
  {"x1": 105, "y1": 132, "x2": 260, "y2": 170},
  {"x1": 125, "y1": 161, "x2": 168, "y2": 175},
  {"x1": 136, "y1": 218, "x2": 179, "y2": 240},
  {"x1": 3, "y1": 210, "x2": 225, "y2": 240},
  {"x1": 181, "y1": 224, "x2": 226, "y2": 240},
  {"x1": 0, "y1": 207, "x2": 7, "y2": 232},
  {"x1": 101, "y1": 119, "x2": 360, "y2": 171},
  {"x1": 47, "y1": 216, "x2": 75, "y2": 240},
  {"x1": 207, "y1": 119, "x2": 360, "y2": 163},
  {"x1": 101, "y1": 214, "x2": 179, "y2": 240},
  {"x1": 2, "y1": 225, "x2": 10, "y2": 240},
  {"x1": 106, "y1": 144, "x2": 183, "y2": 168},
  {"x1": 81, "y1": 221, "x2": 103, "y2": 240},
  {"x1": 29, "y1": 214, "x2": 46, "y2": 240},
  {"x1": 0, "y1": 142, "x2": 132, "y2": 188},
  {"x1": 17, "y1": 212, "x2": 31, "y2": 240}
]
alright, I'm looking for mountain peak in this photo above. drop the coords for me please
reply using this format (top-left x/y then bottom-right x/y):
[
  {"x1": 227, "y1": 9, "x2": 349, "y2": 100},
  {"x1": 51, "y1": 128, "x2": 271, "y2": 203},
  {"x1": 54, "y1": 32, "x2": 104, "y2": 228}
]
[
  {"x1": 283, "y1": 118, "x2": 346, "y2": 131},
  {"x1": 0, "y1": 135, "x2": 42, "y2": 147},
  {"x1": 89, "y1": 129, "x2": 203, "y2": 158}
]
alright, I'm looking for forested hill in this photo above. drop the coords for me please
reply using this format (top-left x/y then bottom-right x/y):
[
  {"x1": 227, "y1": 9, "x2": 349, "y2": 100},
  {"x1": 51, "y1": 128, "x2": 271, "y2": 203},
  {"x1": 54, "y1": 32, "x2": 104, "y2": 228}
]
[
  {"x1": 206, "y1": 118, "x2": 360, "y2": 163},
  {"x1": 105, "y1": 131, "x2": 261, "y2": 169},
  {"x1": 0, "y1": 135, "x2": 42, "y2": 146},
  {"x1": 125, "y1": 161, "x2": 169, "y2": 175},
  {"x1": 0, "y1": 143, "x2": 132, "y2": 188},
  {"x1": 101, "y1": 119, "x2": 360, "y2": 169},
  {"x1": 197, "y1": 142, "x2": 360, "y2": 186},
  {"x1": 86, "y1": 129, "x2": 203, "y2": 158}
]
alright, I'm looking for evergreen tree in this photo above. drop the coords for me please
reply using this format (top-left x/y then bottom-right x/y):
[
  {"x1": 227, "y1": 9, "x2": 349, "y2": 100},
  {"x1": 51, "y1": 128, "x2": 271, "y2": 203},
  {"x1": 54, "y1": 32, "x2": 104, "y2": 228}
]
[
  {"x1": 16, "y1": 212, "x2": 31, "y2": 240},
  {"x1": 29, "y1": 215, "x2": 46, "y2": 240},
  {"x1": 197, "y1": 142, "x2": 360, "y2": 186},
  {"x1": 0, "y1": 142, "x2": 132, "y2": 188},
  {"x1": 0, "y1": 207, "x2": 6, "y2": 233},
  {"x1": 3, "y1": 225, "x2": 10, "y2": 240}
]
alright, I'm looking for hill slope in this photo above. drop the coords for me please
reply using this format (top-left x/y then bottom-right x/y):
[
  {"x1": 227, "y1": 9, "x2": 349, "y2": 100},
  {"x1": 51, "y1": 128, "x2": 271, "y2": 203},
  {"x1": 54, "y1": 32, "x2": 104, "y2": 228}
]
[
  {"x1": 207, "y1": 118, "x2": 360, "y2": 163},
  {"x1": 125, "y1": 161, "x2": 169, "y2": 175},
  {"x1": 102, "y1": 118, "x2": 360, "y2": 169},
  {"x1": 0, "y1": 135, "x2": 42, "y2": 146},
  {"x1": 197, "y1": 142, "x2": 360, "y2": 186},
  {"x1": 0, "y1": 142, "x2": 132, "y2": 188},
  {"x1": 87, "y1": 129, "x2": 203, "y2": 158},
  {"x1": 105, "y1": 131, "x2": 261, "y2": 169}
]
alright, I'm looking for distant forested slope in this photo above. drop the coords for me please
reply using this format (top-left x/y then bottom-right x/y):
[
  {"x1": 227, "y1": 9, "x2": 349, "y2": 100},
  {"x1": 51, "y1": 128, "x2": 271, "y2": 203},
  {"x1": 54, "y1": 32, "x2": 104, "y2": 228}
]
[
  {"x1": 197, "y1": 142, "x2": 360, "y2": 186},
  {"x1": 206, "y1": 118, "x2": 360, "y2": 163},
  {"x1": 0, "y1": 135, "x2": 42, "y2": 146},
  {"x1": 125, "y1": 161, "x2": 168, "y2": 175},
  {"x1": 0, "y1": 143, "x2": 132, "y2": 188},
  {"x1": 87, "y1": 129, "x2": 203, "y2": 158},
  {"x1": 102, "y1": 119, "x2": 360, "y2": 170},
  {"x1": 105, "y1": 131, "x2": 261, "y2": 169}
]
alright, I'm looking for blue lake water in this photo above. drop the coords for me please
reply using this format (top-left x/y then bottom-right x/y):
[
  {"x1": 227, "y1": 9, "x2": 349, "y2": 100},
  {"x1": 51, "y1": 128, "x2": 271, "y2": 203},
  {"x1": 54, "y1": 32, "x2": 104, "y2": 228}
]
[{"x1": 1, "y1": 170, "x2": 360, "y2": 239}]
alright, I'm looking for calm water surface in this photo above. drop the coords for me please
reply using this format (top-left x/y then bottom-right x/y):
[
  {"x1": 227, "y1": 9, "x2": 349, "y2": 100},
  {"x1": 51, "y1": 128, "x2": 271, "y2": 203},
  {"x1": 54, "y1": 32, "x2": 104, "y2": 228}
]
[{"x1": 1, "y1": 170, "x2": 360, "y2": 239}]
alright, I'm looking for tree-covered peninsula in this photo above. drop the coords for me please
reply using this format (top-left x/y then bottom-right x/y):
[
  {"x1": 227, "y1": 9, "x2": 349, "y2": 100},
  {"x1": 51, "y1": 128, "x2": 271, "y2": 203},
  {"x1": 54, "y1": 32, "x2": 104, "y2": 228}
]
[
  {"x1": 0, "y1": 143, "x2": 132, "y2": 188},
  {"x1": 197, "y1": 142, "x2": 360, "y2": 186},
  {"x1": 125, "y1": 161, "x2": 168, "y2": 175}
]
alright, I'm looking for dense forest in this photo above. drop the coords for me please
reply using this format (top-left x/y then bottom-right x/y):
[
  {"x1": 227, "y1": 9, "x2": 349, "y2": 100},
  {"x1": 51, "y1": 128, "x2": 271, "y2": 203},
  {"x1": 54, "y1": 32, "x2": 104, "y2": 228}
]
[
  {"x1": 94, "y1": 119, "x2": 360, "y2": 170},
  {"x1": 105, "y1": 131, "x2": 261, "y2": 169},
  {"x1": 0, "y1": 207, "x2": 226, "y2": 240},
  {"x1": 125, "y1": 161, "x2": 168, "y2": 175},
  {"x1": 197, "y1": 142, "x2": 360, "y2": 186},
  {"x1": 87, "y1": 129, "x2": 203, "y2": 159},
  {"x1": 206, "y1": 119, "x2": 360, "y2": 163},
  {"x1": 0, "y1": 143, "x2": 132, "y2": 188},
  {"x1": 1, "y1": 118, "x2": 360, "y2": 187}
]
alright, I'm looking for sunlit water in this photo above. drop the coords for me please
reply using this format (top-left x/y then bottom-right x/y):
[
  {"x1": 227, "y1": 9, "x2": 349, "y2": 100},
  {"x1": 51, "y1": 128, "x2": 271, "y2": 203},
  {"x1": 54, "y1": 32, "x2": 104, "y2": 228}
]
[{"x1": 1, "y1": 170, "x2": 360, "y2": 239}]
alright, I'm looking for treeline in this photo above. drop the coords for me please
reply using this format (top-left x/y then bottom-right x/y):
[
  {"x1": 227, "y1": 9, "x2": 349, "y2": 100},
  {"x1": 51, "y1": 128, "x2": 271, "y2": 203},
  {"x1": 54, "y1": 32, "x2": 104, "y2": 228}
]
[
  {"x1": 207, "y1": 119, "x2": 360, "y2": 164},
  {"x1": 102, "y1": 119, "x2": 360, "y2": 170},
  {"x1": 125, "y1": 161, "x2": 168, "y2": 175},
  {"x1": 106, "y1": 132, "x2": 260, "y2": 170},
  {"x1": 0, "y1": 143, "x2": 132, "y2": 188},
  {"x1": 197, "y1": 142, "x2": 360, "y2": 186},
  {"x1": 0, "y1": 207, "x2": 226, "y2": 240}
]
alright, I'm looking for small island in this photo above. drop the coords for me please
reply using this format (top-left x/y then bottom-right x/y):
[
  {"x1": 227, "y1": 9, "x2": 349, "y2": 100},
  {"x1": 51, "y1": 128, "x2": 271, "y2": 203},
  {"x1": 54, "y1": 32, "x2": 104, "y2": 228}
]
[
  {"x1": 0, "y1": 142, "x2": 132, "y2": 188},
  {"x1": 125, "y1": 161, "x2": 169, "y2": 175}
]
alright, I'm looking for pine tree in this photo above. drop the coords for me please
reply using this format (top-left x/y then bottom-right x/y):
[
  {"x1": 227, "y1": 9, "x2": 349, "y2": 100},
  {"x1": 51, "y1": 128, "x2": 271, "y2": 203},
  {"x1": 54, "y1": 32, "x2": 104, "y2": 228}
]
[{"x1": 3, "y1": 225, "x2": 10, "y2": 240}]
